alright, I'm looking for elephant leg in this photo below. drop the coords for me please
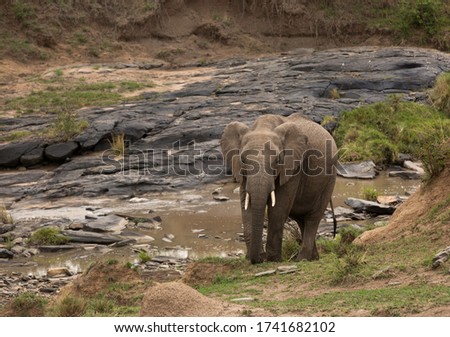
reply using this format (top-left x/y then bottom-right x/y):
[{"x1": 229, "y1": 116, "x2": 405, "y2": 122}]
[
  {"x1": 296, "y1": 216, "x2": 320, "y2": 261},
  {"x1": 266, "y1": 208, "x2": 287, "y2": 262},
  {"x1": 266, "y1": 184, "x2": 298, "y2": 262}
]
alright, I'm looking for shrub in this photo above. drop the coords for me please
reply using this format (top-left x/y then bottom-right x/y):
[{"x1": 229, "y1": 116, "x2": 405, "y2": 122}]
[
  {"x1": 51, "y1": 295, "x2": 87, "y2": 317},
  {"x1": 335, "y1": 96, "x2": 450, "y2": 176},
  {"x1": 361, "y1": 187, "x2": 379, "y2": 202},
  {"x1": 399, "y1": 0, "x2": 444, "y2": 37},
  {"x1": 429, "y1": 72, "x2": 450, "y2": 117},
  {"x1": 29, "y1": 227, "x2": 69, "y2": 245},
  {"x1": 138, "y1": 251, "x2": 151, "y2": 263},
  {"x1": 8, "y1": 292, "x2": 47, "y2": 316},
  {"x1": 48, "y1": 109, "x2": 88, "y2": 141},
  {"x1": 108, "y1": 133, "x2": 125, "y2": 157},
  {"x1": 0, "y1": 206, "x2": 14, "y2": 224}
]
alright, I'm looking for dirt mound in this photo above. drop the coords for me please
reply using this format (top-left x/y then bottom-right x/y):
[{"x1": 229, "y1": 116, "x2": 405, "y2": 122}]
[
  {"x1": 140, "y1": 281, "x2": 239, "y2": 317},
  {"x1": 64, "y1": 262, "x2": 144, "y2": 298},
  {"x1": 183, "y1": 262, "x2": 234, "y2": 287},
  {"x1": 356, "y1": 166, "x2": 450, "y2": 244}
]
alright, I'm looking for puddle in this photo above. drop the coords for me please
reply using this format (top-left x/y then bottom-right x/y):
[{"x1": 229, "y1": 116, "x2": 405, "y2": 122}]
[{"x1": 5, "y1": 172, "x2": 419, "y2": 274}]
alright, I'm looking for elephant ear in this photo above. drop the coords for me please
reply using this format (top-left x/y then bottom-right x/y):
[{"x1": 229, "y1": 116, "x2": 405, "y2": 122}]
[
  {"x1": 274, "y1": 122, "x2": 308, "y2": 186},
  {"x1": 220, "y1": 121, "x2": 249, "y2": 183}
]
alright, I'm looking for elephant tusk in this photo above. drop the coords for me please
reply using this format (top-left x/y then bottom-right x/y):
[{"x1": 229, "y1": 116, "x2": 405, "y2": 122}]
[
  {"x1": 244, "y1": 192, "x2": 250, "y2": 210},
  {"x1": 271, "y1": 190, "x2": 276, "y2": 207}
]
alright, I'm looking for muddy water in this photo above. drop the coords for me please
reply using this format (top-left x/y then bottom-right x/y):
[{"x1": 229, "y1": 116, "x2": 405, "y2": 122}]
[{"x1": 6, "y1": 172, "x2": 419, "y2": 274}]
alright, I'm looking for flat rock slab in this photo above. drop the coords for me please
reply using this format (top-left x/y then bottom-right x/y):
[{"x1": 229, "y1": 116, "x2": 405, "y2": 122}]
[
  {"x1": 337, "y1": 161, "x2": 377, "y2": 179},
  {"x1": 388, "y1": 170, "x2": 422, "y2": 179},
  {"x1": 254, "y1": 269, "x2": 277, "y2": 277},
  {"x1": 83, "y1": 214, "x2": 128, "y2": 233},
  {"x1": 45, "y1": 142, "x2": 79, "y2": 161},
  {"x1": 61, "y1": 229, "x2": 122, "y2": 244},
  {"x1": 345, "y1": 197, "x2": 395, "y2": 215}
]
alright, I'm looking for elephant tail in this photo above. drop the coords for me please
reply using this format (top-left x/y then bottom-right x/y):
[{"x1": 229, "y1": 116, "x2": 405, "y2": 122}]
[{"x1": 329, "y1": 198, "x2": 338, "y2": 238}]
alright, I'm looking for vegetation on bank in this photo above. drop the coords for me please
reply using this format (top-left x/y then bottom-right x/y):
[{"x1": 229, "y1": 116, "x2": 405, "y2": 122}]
[
  {"x1": 0, "y1": 0, "x2": 448, "y2": 64},
  {"x1": 334, "y1": 73, "x2": 450, "y2": 180}
]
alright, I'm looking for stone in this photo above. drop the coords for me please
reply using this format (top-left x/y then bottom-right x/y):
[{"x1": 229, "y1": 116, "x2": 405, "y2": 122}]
[
  {"x1": 20, "y1": 146, "x2": 45, "y2": 167},
  {"x1": 61, "y1": 230, "x2": 122, "y2": 244},
  {"x1": 83, "y1": 214, "x2": 128, "y2": 233},
  {"x1": 432, "y1": 246, "x2": 450, "y2": 269},
  {"x1": 388, "y1": 170, "x2": 422, "y2": 179},
  {"x1": 337, "y1": 160, "x2": 377, "y2": 179},
  {"x1": 213, "y1": 195, "x2": 230, "y2": 201},
  {"x1": 0, "y1": 224, "x2": 15, "y2": 234},
  {"x1": 38, "y1": 245, "x2": 78, "y2": 252},
  {"x1": 47, "y1": 267, "x2": 72, "y2": 278},
  {"x1": 0, "y1": 249, "x2": 14, "y2": 259},
  {"x1": 344, "y1": 197, "x2": 395, "y2": 215},
  {"x1": 44, "y1": 142, "x2": 79, "y2": 162},
  {"x1": 0, "y1": 141, "x2": 40, "y2": 167},
  {"x1": 403, "y1": 160, "x2": 425, "y2": 175},
  {"x1": 377, "y1": 195, "x2": 402, "y2": 205}
]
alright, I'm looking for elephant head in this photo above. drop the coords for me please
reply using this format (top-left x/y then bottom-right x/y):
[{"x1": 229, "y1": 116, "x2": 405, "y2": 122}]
[{"x1": 221, "y1": 116, "x2": 309, "y2": 263}]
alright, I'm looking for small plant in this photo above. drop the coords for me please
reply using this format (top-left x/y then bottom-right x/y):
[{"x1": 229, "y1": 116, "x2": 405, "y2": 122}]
[
  {"x1": 282, "y1": 238, "x2": 300, "y2": 261},
  {"x1": 138, "y1": 251, "x2": 151, "y2": 263},
  {"x1": 51, "y1": 295, "x2": 87, "y2": 317},
  {"x1": 107, "y1": 259, "x2": 118, "y2": 265},
  {"x1": 0, "y1": 206, "x2": 14, "y2": 224},
  {"x1": 108, "y1": 133, "x2": 125, "y2": 157},
  {"x1": 429, "y1": 72, "x2": 450, "y2": 116},
  {"x1": 8, "y1": 292, "x2": 47, "y2": 316},
  {"x1": 12, "y1": 0, "x2": 35, "y2": 23},
  {"x1": 54, "y1": 69, "x2": 64, "y2": 77},
  {"x1": 73, "y1": 31, "x2": 88, "y2": 45},
  {"x1": 48, "y1": 109, "x2": 88, "y2": 141},
  {"x1": 329, "y1": 87, "x2": 341, "y2": 100},
  {"x1": 329, "y1": 245, "x2": 367, "y2": 285},
  {"x1": 361, "y1": 186, "x2": 379, "y2": 202},
  {"x1": 29, "y1": 227, "x2": 69, "y2": 245}
]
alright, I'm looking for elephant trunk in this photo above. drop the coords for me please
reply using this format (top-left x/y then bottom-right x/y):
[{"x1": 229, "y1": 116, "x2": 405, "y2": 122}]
[{"x1": 246, "y1": 175, "x2": 275, "y2": 264}]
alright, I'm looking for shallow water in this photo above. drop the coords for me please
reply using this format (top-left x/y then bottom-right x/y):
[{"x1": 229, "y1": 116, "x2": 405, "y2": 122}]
[{"x1": 4, "y1": 172, "x2": 419, "y2": 274}]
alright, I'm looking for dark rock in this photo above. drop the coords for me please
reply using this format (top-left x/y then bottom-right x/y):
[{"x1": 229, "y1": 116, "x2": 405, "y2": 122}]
[
  {"x1": 337, "y1": 161, "x2": 377, "y2": 179},
  {"x1": 38, "y1": 245, "x2": 79, "y2": 252},
  {"x1": 344, "y1": 197, "x2": 395, "y2": 215},
  {"x1": 0, "y1": 141, "x2": 40, "y2": 167},
  {"x1": 388, "y1": 170, "x2": 422, "y2": 180},
  {"x1": 39, "y1": 287, "x2": 58, "y2": 293},
  {"x1": 20, "y1": 146, "x2": 45, "y2": 167},
  {"x1": 0, "y1": 224, "x2": 15, "y2": 234},
  {"x1": 0, "y1": 249, "x2": 14, "y2": 259},
  {"x1": 61, "y1": 230, "x2": 122, "y2": 244},
  {"x1": 45, "y1": 142, "x2": 79, "y2": 162}
]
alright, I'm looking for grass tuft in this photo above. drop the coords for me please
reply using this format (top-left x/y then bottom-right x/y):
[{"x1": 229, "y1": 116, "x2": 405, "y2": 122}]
[{"x1": 29, "y1": 227, "x2": 69, "y2": 246}]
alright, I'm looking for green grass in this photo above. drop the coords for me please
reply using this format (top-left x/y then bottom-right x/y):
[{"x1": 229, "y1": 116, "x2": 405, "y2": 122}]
[
  {"x1": 334, "y1": 96, "x2": 450, "y2": 178},
  {"x1": 361, "y1": 186, "x2": 379, "y2": 202},
  {"x1": 257, "y1": 284, "x2": 450, "y2": 316},
  {"x1": 0, "y1": 206, "x2": 14, "y2": 224},
  {"x1": 5, "y1": 81, "x2": 156, "y2": 115},
  {"x1": 430, "y1": 72, "x2": 450, "y2": 116},
  {"x1": 8, "y1": 292, "x2": 47, "y2": 317},
  {"x1": 28, "y1": 227, "x2": 69, "y2": 246}
]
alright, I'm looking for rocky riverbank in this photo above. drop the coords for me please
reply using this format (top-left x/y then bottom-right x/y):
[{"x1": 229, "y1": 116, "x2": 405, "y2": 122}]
[{"x1": 1, "y1": 46, "x2": 449, "y2": 307}]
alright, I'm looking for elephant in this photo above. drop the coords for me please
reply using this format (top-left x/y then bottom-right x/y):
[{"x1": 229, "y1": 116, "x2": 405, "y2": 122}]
[{"x1": 220, "y1": 113, "x2": 337, "y2": 264}]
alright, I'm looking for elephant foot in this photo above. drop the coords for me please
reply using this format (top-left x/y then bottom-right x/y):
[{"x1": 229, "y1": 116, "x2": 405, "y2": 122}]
[
  {"x1": 249, "y1": 251, "x2": 267, "y2": 264},
  {"x1": 267, "y1": 255, "x2": 282, "y2": 262},
  {"x1": 296, "y1": 248, "x2": 319, "y2": 262}
]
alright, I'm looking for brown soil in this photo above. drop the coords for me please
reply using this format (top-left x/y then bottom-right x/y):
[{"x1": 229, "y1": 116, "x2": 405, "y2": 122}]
[
  {"x1": 356, "y1": 165, "x2": 450, "y2": 244},
  {"x1": 140, "y1": 281, "x2": 270, "y2": 316}
]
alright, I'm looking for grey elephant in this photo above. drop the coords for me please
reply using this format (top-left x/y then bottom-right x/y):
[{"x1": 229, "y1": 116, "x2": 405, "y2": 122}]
[{"x1": 221, "y1": 113, "x2": 337, "y2": 264}]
